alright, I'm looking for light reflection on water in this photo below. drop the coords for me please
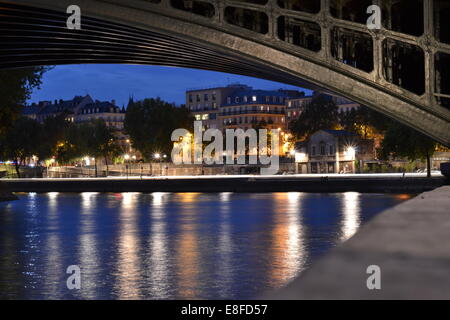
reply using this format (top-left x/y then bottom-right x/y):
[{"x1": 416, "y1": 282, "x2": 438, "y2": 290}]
[
  {"x1": 341, "y1": 192, "x2": 361, "y2": 241},
  {"x1": 0, "y1": 192, "x2": 412, "y2": 299}
]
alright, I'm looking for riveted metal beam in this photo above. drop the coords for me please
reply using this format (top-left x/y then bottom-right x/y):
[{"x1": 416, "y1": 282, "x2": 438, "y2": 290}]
[{"x1": 1, "y1": 0, "x2": 449, "y2": 145}]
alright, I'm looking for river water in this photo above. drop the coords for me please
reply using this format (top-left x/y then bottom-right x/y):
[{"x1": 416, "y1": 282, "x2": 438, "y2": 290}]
[{"x1": 0, "y1": 192, "x2": 412, "y2": 299}]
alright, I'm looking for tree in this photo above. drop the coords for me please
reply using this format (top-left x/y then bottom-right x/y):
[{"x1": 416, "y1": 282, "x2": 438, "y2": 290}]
[
  {"x1": 289, "y1": 94, "x2": 340, "y2": 140},
  {"x1": 0, "y1": 67, "x2": 50, "y2": 135},
  {"x1": 380, "y1": 123, "x2": 436, "y2": 177},
  {"x1": 89, "y1": 119, "x2": 121, "y2": 176},
  {"x1": 124, "y1": 98, "x2": 194, "y2": 160},
  {"x1": 0, "y1": 117, "x2": 43, "y2": 177},
  {"x1": 339, "y1": 106, "x2": 391, "y2": 139},
  {"x1": 38, "y1": 114, "x2": 72, "y2": 161}
]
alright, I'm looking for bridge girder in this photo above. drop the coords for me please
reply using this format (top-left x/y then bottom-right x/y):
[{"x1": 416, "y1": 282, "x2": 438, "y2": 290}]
[{"x1": 1, "y1": 0, "x2": 450, "y2": 145}]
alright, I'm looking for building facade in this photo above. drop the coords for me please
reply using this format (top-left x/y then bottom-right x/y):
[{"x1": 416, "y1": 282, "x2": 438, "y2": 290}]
[
  {"x1": 186, "y1": 84, "x2": 304, "y2": 132},
  {"x1": 285, "y1": 91, "x2": 361, "y2": 124},
  {"x1": 220, "y1": 88, "x2": 302, "y2": 131},
  {"x1": 76, "y1": 100, "x2": 125, "y2": 130},
  {"x1": 23, "y1": 95, "x2": 94, "y2": 123},
  {"x1": 285, "y1": 93, "x2": 312, "y2": 123},
  {"x1": 186, "y1": 84, "x2": 250, "y2": 130},
  {"x1": 23, "y1": 96, "x2": 131, "y2": 160},
  {"x1": 294, "y1": 130, "x2": 375, "y2": 174},
  {"x1": 23, "y1": 96, "x2": 126, "y2": 129}
]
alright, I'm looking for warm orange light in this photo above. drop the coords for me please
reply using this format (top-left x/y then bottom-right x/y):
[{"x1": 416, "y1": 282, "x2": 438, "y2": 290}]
[{"x1": 395, "y1": 194, "x2": 413, "y2": 200}]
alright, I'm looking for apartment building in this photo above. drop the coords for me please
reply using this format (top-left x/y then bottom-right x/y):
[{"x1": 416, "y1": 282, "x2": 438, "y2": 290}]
[
  {"x1": 285, "y1": 91, "x2": 361, "y2": 123},
  {"x1": 220, "y1": 89, "x2": 301, "y2": 131},
  {"x1": 186, "y1": 84, "x2": 250, "y2": 130},
  {"x1": 77, "y1": 100, "x2": 125, "y2": 130}
]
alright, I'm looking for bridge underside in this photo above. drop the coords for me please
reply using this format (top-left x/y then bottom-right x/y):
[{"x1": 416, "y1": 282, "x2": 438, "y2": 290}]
[{"x1": 1, "y1": 0, "x2": 450, "y2": 146}]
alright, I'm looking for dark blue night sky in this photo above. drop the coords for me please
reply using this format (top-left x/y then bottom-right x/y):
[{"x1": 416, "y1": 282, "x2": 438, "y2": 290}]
[{"x1": 29, "y1": 64, "x2": 311, "y2": 107}]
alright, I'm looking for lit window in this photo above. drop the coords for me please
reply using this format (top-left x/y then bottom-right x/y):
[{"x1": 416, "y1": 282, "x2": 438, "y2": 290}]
[{"x1": 252, "y1": 96, "x2": 257, "y2": 102}]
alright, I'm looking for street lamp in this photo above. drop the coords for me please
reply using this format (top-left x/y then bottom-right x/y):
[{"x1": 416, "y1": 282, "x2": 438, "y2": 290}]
[
  {"x1": 124, "y1": 154, "x2": 130, "y2": 178},
  {"x1": 154, "y1": 153, "x2": 162, "y2": 176},
  {"x1": 345, "y1": 147, "x2": 356, "y2": 160}
]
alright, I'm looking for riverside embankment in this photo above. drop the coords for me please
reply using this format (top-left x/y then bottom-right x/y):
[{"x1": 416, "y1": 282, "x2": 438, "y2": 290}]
[
  {"x1": 268, "y1": 185, "x2": 450, "y2": 299},
  {"x1": 0, "y1": 181, "x2": 17, "y2": 202},
  {"x1": 2, "y1": 173, "x2": 447, "y2": 194}
]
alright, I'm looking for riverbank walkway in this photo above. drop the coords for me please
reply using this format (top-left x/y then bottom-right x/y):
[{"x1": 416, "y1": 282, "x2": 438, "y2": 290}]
[
  {"x1": 267, "y1": 185, "x2": 450, "y2": 299},
  {"x1": 1, "y1": 173, "x2": 447, "y2": 194}
]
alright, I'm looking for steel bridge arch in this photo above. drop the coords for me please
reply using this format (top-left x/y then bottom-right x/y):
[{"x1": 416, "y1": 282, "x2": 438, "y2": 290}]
[{"x1": 1, "y1": 0, "x2": 450, "y2": 145}]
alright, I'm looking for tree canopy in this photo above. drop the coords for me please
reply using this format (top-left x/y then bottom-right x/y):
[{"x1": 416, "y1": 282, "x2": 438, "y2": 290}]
[
  {"x1": 0, "y1": 67, "x2": 50, "y2": 135},
  {"x1": 289, "y1": 94, "x2": 339, "y2": 140},
  {"x1": 380, "y1": 122, "x2": 436, "y2": 177},
  {"x1": 0, "y1": 117, "x2": 43, "y2": 177},
  {"x1": 124, "y1": 98, "x2": 193, "y2": 160}
]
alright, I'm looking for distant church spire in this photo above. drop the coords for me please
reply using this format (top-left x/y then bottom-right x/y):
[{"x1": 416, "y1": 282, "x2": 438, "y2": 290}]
[{"x1": 127, "y1": 95, "x2": 134, "y2": 108}]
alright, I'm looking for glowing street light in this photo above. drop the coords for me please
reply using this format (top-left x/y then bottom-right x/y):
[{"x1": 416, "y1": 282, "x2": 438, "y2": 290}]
[
  {"x1": 345, "y1": 146, "x2": 356, "y2": 160},
  {"x1": 154, "y1": 153, "x2": 161, "y2": 160},
  {"x1": 124, "y1": 154, "x2": 130, "y2": 160}
]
